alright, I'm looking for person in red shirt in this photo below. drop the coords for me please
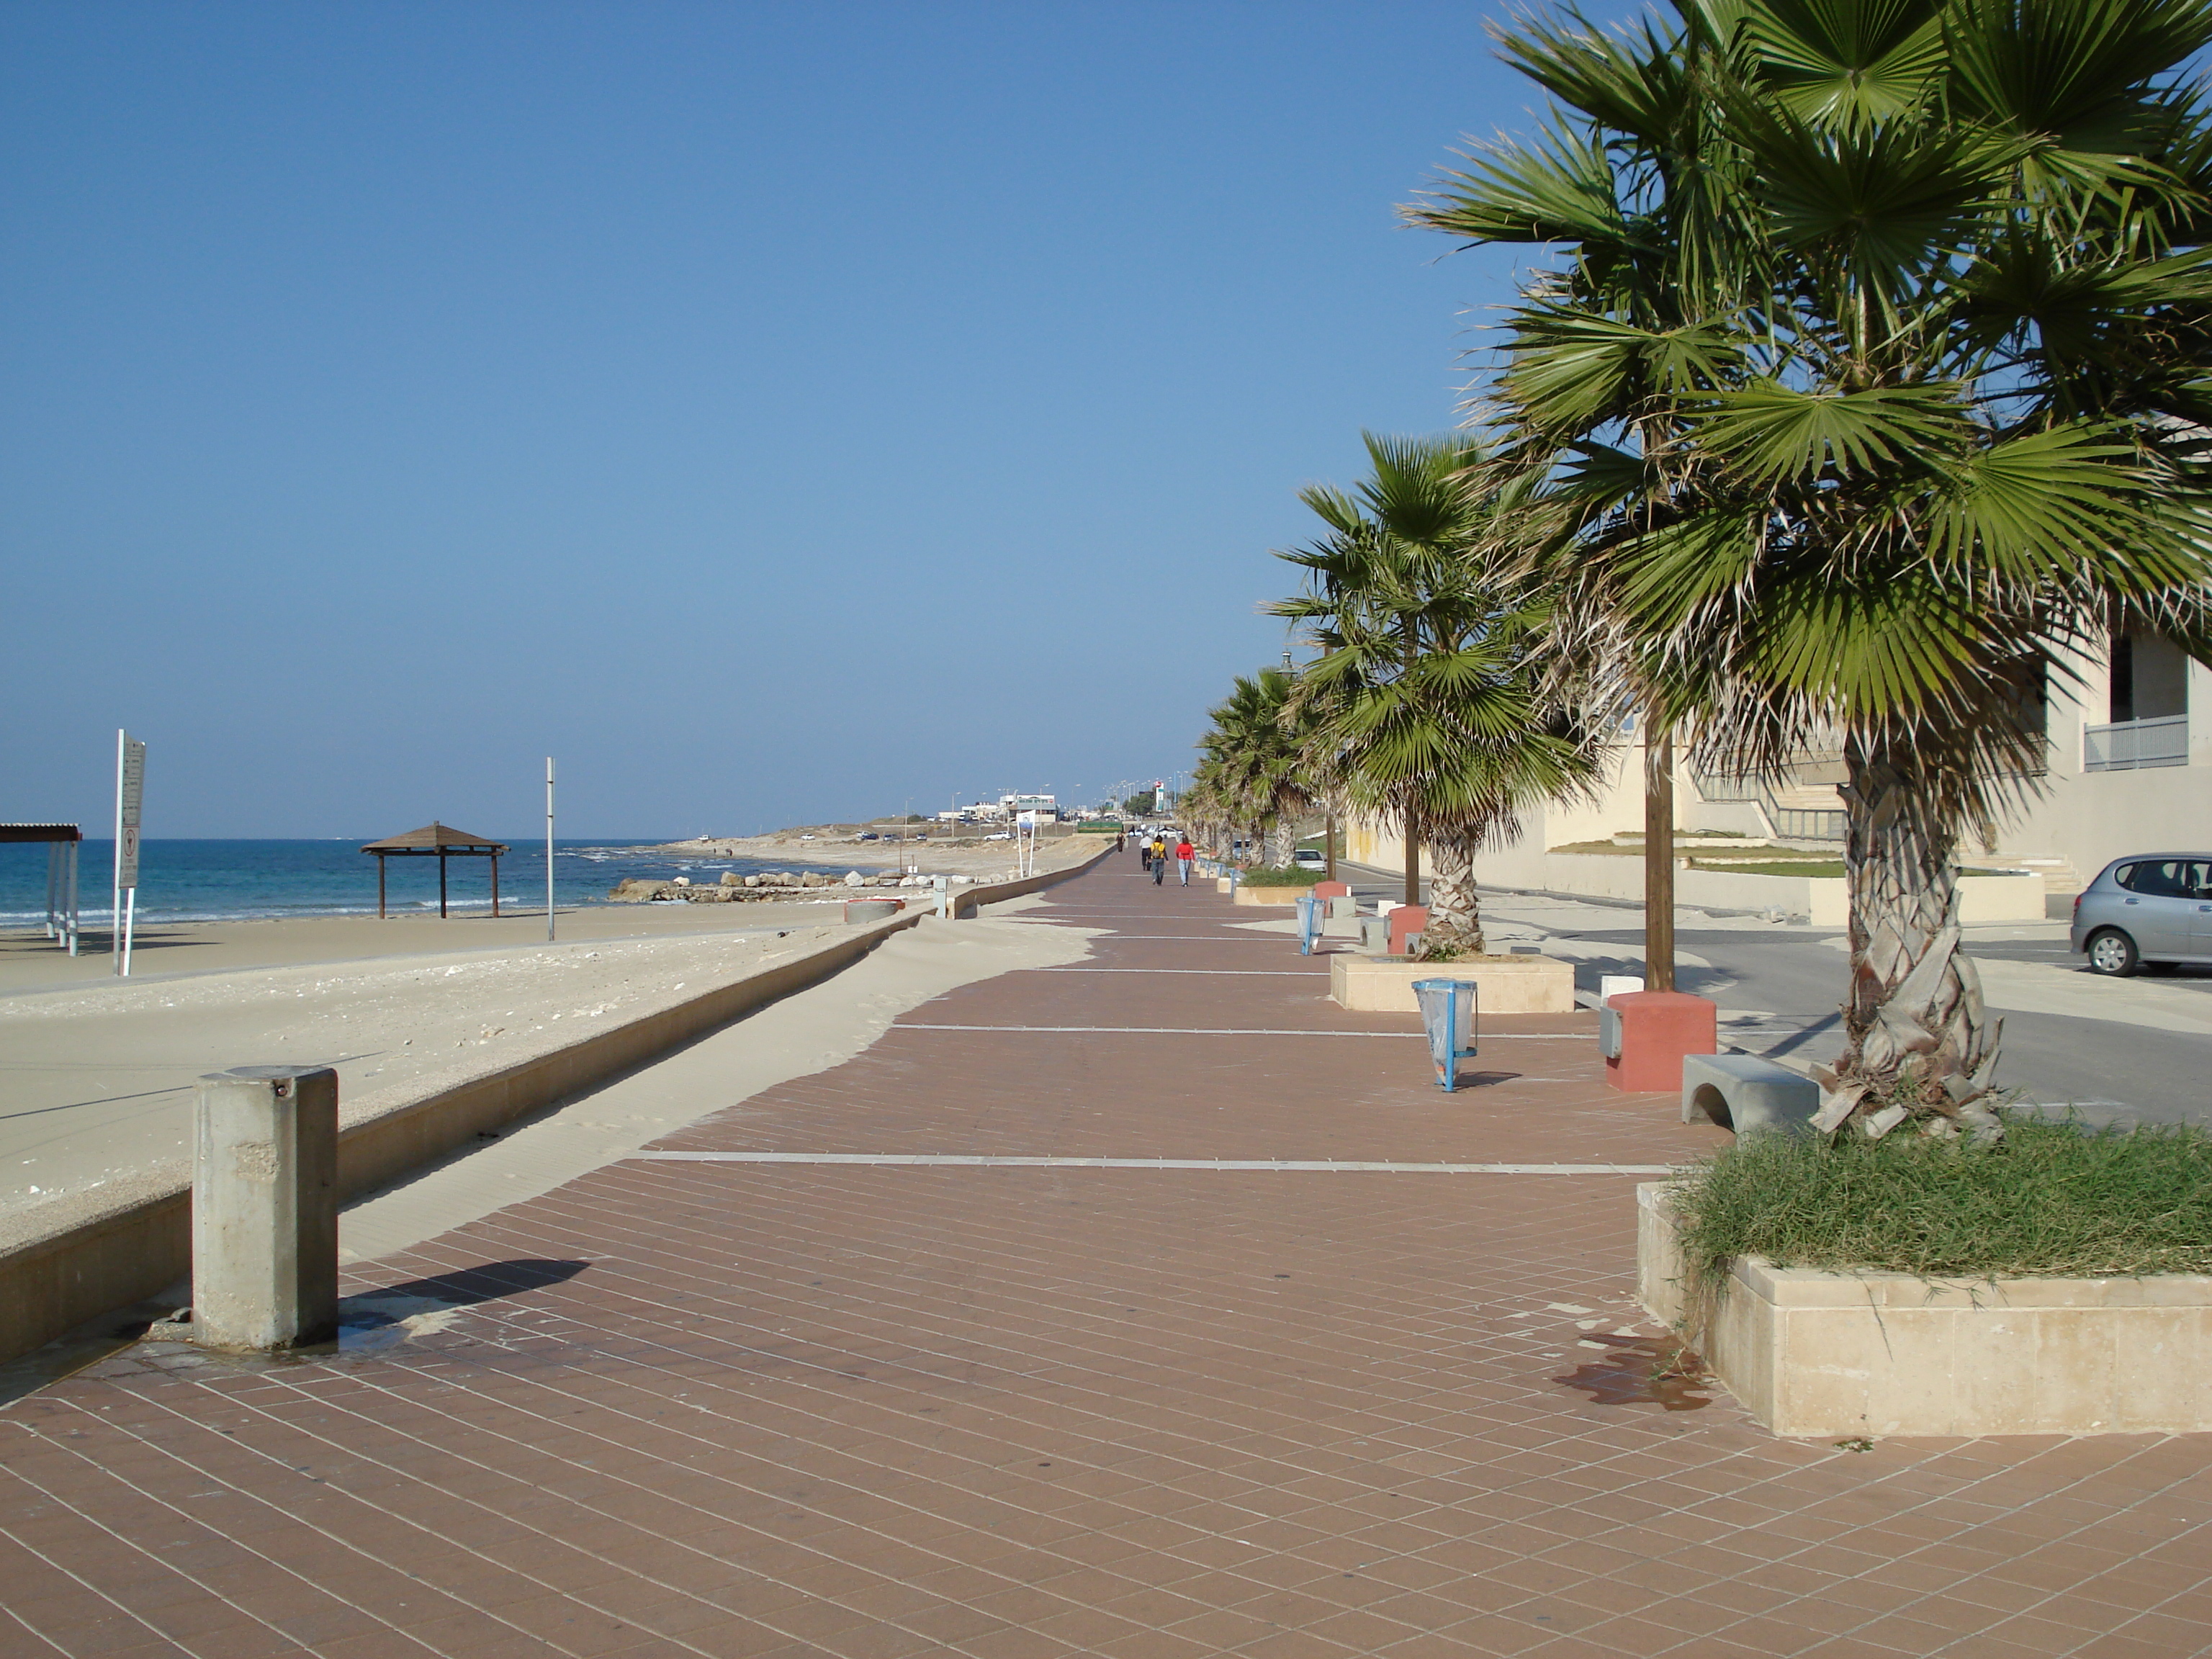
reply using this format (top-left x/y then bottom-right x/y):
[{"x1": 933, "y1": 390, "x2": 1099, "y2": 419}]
[{"x1": 1175, "y1": 837, "x2": 1195, "y2": 887}]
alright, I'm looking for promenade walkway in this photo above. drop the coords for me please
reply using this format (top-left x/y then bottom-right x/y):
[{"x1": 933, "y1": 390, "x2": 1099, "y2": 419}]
[{"x1": 4, "y1": 858, "x2": 2209, "y2": 1658}]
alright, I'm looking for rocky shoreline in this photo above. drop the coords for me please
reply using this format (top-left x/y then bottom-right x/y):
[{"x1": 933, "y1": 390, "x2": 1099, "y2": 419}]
[{"x1": 609, "y1": 870, "x2": 974, "y2": 904}]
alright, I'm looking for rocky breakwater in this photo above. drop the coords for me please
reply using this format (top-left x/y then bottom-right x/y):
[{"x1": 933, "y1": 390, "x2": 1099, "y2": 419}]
[{"x1": 609, "y1": 870, "x2": 976, "y2": 904}]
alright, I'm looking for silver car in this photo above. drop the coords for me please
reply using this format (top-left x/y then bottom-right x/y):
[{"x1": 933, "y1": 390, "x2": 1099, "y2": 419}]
[{"x1": 2071, "y1": 853, "x2": 2212, "y2": 975}]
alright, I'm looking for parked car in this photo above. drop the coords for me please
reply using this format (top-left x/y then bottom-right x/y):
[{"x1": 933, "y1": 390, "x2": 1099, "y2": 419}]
[
  {"x1": 1291, "y1": 848, "x2": 1326, "y2": 871},
  {"x1": 859, "y1": 832, "x2": 878, "y2": 840},
  {"x1": 2072, "y1": 853, "x2": 2212, "y2": 975},
  {"x1": 984, "y1": 830, "x2": 1012, "y2": 841}
]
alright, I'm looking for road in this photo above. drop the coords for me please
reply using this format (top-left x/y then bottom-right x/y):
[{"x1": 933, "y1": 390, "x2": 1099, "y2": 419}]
[{"x1": 1336, "y1": 864, "x2": 2212, "y2": 1127}]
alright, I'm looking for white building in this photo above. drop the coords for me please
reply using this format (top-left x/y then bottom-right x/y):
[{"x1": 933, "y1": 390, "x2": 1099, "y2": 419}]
[{"x1": 1346, "y1": 626, "x2": 2208, "y2": 900}]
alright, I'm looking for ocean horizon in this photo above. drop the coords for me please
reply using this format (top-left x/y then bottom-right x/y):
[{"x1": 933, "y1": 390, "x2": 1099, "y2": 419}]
[{"x1": 0, "y1": 838, "x2": 856, "y2": 927}]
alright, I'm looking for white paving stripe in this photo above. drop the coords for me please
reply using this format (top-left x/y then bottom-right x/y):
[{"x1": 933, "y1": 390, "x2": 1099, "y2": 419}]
[
  {"x1": 628, "y1": 1153, "x2": 1677, "y2": 1174},
  {"x1": 891, "y1": 1023, "x2": 1590, "y2": 1039},
  {"x1": 1039, "y1": 968, "x2": 1323, "y2": 976}
]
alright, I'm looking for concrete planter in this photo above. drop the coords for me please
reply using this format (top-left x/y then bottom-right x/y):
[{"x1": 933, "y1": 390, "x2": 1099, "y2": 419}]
[
  {"x1": 1329, "y1": 954, "x2": 1575, "y2": 1015},
  {"x1": 1637, "y1": 1183, "x2": 2212, "y2": 1437},
  {"x1": 1231, "y1": 884, "x2": 1308, "y2": 906}
]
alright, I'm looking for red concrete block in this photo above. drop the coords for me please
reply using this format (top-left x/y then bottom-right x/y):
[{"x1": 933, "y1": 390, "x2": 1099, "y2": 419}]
[
  {"x1": 1604, "y1": 990, "x2": 1717, "y2": 1092},
  {"x1": 1312, "y1": 881, "x2": 1350, "y2": 901},
  {"x1": 1388, "y1": 905, "x2": 1429, "y2": 956}
]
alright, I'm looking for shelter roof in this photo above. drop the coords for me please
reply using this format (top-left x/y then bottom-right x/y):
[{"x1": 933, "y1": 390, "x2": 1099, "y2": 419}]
[
  {"x1": 0, "y1": 824, "x2": 82, "y2": 843},
  {"x1": 359, "y1": 822, "x2": 508, "y2": 855}
]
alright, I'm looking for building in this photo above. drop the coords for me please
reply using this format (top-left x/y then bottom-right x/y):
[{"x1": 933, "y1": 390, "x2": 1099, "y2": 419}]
[{"x1": 1344, "y1": 626, "x2": 2208, "y2": 899}]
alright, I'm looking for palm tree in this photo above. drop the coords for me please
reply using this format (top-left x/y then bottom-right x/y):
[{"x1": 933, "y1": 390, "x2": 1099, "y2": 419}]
[
  {"x1": 1196, "y1": 666, "x2": 1315, "y2": 866},
  {"x1": 1409, "y1": 0, "x2": 2212, "y2": 1130},
  {"x1": 1272, "y1": 433, "x2": 1599, "y2": 956}
]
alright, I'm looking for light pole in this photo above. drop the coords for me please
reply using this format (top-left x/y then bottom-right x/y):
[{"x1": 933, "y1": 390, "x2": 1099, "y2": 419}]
[{"x1": 545, "y1": 757, "x2": 557, "y2": 942}]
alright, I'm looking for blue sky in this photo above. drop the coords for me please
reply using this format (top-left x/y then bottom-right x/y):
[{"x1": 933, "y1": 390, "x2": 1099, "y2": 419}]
[{"x1": 3, "y1": 1, "x2": 1557, "y2": 837}]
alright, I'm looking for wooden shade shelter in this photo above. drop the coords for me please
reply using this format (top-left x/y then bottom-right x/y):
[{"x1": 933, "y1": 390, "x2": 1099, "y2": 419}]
[
  {"x1": 360, "y1": 822, "x2": 509, "y2": 919},
  {"x1": 1, "y1": 824, "x2": 82, "y2": 953}
]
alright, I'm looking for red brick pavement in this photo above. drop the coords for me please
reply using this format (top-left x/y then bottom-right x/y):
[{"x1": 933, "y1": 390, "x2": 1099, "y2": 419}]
[{"x1": 4, "y1": 856, "x2": 2209, "y2": 1658}]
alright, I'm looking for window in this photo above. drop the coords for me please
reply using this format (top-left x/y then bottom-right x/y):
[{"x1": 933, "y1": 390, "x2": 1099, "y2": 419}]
[{"x1": 2116, "y1": 860, "x2": 2211, "y2": 899}]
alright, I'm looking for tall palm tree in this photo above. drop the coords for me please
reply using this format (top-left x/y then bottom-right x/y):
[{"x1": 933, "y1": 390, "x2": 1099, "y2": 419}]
[
  {"x1": 1196, "y1": 667, "x2": 1315, "y2": 866},
  {"x1": 1272, "y1": 433, "x2": 1599, "y2": 955},
  {"x1": 1411, "y1": 0, "x2": 2212, "y2": 1131}
]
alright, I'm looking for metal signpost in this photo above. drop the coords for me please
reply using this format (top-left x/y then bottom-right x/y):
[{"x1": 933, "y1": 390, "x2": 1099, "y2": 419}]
[
  {"x1": 545, "y1": 757, "x2": 557, "y2": 943},
  {"x1": 112, "y1": 730, "x2": 145, "y2": 976}
]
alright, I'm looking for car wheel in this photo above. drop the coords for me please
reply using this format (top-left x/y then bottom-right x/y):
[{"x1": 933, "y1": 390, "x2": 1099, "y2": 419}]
[{"x1": 2085, "y1": 929, "x2": 2140, "y2": 976}]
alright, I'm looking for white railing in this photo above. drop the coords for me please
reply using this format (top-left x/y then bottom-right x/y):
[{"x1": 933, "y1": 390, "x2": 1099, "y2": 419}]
[
  {"x1": 1691, "y1": 772, "x2": 1847, "y2": 844},
  {"x1": 2084, "y1": 714, "x2": 2190, "y2": 772}
]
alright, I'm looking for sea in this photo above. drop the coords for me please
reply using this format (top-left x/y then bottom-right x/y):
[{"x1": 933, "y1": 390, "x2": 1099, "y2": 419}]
[{"x1": 0, "y1": 840, "x2": 851, "y2": 927}]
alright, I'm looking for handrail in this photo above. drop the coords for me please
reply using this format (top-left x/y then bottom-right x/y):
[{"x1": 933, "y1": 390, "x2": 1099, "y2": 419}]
[
  {"x1": 1690, "y1": 771, "x2": 1846, "y2": 845},
  {"x1": 2084, "y1": 714, "x2": 2189, "y2": 772}
]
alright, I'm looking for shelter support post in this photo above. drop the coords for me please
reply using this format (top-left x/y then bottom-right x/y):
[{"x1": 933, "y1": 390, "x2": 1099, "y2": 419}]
[{"x1": 377, "y1": 854, "x2": 386, "y2": 920}]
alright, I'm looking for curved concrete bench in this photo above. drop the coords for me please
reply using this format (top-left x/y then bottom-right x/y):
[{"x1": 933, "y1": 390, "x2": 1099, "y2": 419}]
[{"x1": 1682, "y1": 1053, "x2": 1820, "y2": 1136}]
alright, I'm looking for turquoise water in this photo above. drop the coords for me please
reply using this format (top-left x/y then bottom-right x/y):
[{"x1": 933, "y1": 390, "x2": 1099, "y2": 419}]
[{"x1": 0, "y1": 840, "x2": 840, "y2": 925}]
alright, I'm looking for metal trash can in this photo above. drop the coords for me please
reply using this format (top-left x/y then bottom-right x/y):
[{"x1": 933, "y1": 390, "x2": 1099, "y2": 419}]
[
  {"x1": 1295, "y1": 893, "x2": 1321, "y2": 956},
  {"x1": 1412, "y1": 978, "x2": 1479, "y2": 1092}
]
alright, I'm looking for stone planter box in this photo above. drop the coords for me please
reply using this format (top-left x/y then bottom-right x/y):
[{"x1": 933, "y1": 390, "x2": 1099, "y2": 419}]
[
  {"x1": 1329, "y1": 954, "x2": 1575, "y2": 1014},
  {"x1": 1231, "y1": 884, "x2": 1308, "y2": 906},
  {"x1": 1637, "y1": 1183, "x2": 2212, "y2": 1437}
]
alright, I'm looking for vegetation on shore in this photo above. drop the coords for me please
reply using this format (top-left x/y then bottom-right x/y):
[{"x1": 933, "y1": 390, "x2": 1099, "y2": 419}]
[{"x1": 1670, "y1": 1117, "x2": 2212, "y2": 1285}]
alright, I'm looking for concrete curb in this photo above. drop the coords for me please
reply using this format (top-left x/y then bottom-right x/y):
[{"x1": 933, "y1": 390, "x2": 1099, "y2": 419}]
[
  {"x1": 0, "y1": 853, "x2": 1089, "y2": 1371},
  {"x1": 949, "y1": 841, "x2": 1111, "y2": 918}
]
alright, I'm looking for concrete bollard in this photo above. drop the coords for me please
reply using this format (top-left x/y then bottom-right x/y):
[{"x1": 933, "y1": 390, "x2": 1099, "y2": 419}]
[
  {"x1": 935, "y1": 874, "x2": 951, "y2": 919},
  {"x1": 190, "y1": 1065, "x2": 340, "y2": 1352}
]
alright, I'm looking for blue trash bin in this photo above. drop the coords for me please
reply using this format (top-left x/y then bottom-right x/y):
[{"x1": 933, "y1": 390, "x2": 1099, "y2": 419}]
[
  {"x1": 1412, "y1": 977, "x2": 1479, "y2": 1092},
  {"x1": 1295, "y1": 893, "x2": 1321, "y2": 956}
]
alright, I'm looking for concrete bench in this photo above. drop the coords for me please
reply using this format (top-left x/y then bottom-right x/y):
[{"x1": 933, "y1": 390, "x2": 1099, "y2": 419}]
[{"x1": 1681, "y1": 1053, "x2": 1820, "y2": 1136}]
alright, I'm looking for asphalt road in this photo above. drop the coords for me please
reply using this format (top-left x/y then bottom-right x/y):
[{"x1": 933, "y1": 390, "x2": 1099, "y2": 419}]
[{"x1": 1334, "y1": 864, "x2": 2212, "y2": 1126}]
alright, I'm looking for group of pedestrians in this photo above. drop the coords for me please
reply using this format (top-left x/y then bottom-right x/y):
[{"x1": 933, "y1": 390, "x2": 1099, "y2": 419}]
[{"x1": 1136, "y1": 830, "x2": 1196, "y2": 887}]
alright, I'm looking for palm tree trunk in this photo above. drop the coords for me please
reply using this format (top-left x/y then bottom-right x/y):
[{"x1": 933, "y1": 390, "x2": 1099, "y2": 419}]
[
  {"x1": 1817, "y1": 739, "x2": 2002, "y2": 1136},
  {"x1": 1402, "y1": 819, "x2": 1420, "y2": 907},
  {"x1": 1424, "y1": 834, "x2": 1486, "y2": 956},
  {"x1": 1323, "y1": 814, "x2": 1336, "y2": 882}
]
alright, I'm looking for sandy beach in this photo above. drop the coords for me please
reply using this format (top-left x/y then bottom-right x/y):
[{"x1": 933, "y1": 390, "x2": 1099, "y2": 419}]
[
  {"x1": 0, "y1": 902, "x2": 860, "y2": 1213},
  {"x1": 651, "y1": 826, "x2": 1110, "y2": 881},
  {"x1": 0, "y1": 831, "x2": 1110, "y2": 1228}
]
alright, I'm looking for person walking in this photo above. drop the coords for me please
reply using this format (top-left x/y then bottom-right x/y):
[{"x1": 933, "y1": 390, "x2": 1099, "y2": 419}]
[
  {"x1": 1175, "y1": 836, "x2": 1195, "y2": 887},
  {"x1": 1138, "y1": 836, "x2": 1151, "y2": 873},
  {"x1": 1151, "y1": 835, "x2": 1167, "y2": 885}
]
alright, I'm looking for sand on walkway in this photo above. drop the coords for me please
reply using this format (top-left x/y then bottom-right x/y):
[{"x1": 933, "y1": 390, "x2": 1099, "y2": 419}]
[{"x1": 339, "y1": 906, "x2": 1096, "y2": 1263}]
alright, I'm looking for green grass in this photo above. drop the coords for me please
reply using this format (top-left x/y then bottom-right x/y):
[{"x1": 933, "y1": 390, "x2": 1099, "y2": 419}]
[
  {"x1": 1240, "y1": 865, "x2": 1325, "y2": 887},
  {"x1": 1669, "y1": 1115, "x2": 2212, "y2": 1285}
]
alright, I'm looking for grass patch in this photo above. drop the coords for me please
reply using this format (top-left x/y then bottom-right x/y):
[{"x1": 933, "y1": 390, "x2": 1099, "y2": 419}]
[
  {"x1": 1240, "y1": 865, "x2": 1324, "y2": 887},
  {"x1": 1669, "y1": 1115, "x2": 2212, "y2": 1285}
]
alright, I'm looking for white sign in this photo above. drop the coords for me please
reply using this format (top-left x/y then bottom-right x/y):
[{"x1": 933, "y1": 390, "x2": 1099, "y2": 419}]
[{"x1": 117, "y1": 737, "x2": 146, "y2": 888}]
